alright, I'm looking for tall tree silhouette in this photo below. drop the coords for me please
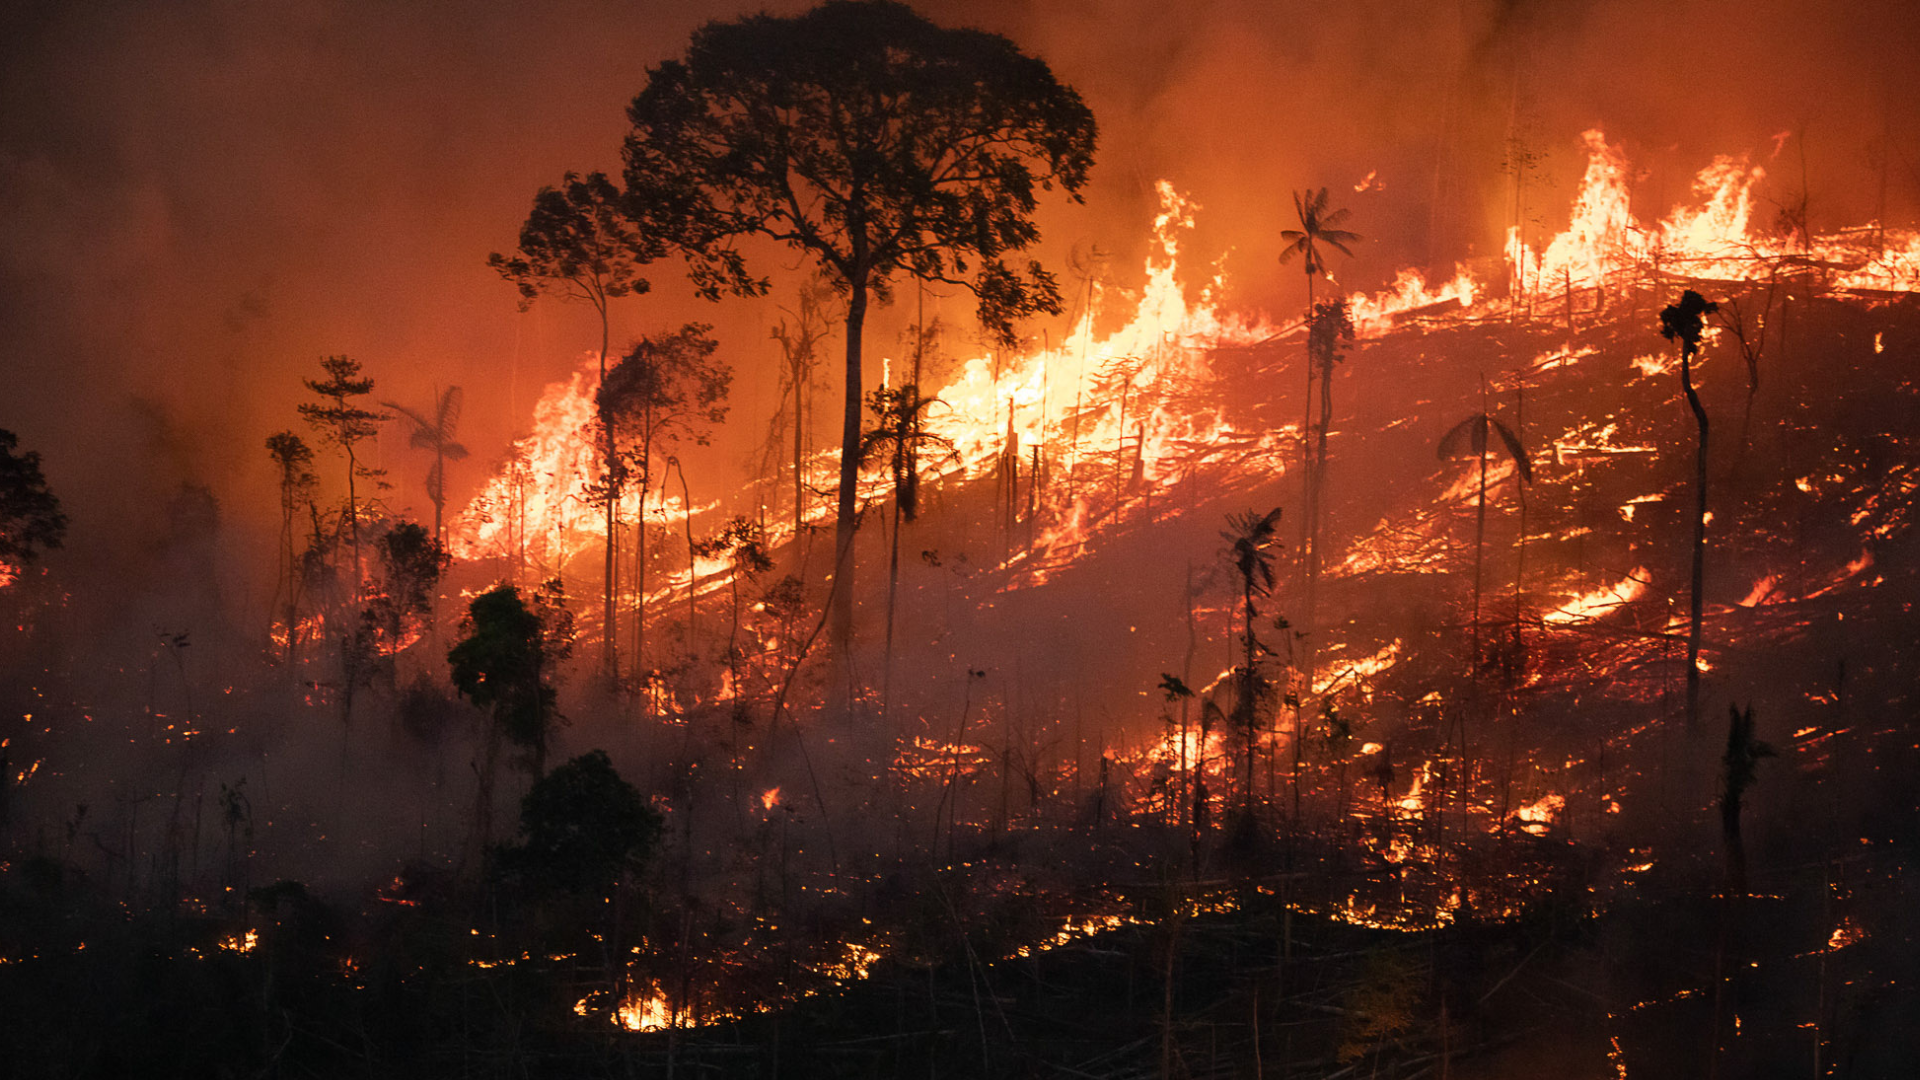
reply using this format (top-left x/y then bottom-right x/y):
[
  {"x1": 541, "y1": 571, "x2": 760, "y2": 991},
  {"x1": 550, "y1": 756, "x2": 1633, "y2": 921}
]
[
  {"x1": 264, "y1": 431, "x2": 316, "y2": 661},
  {"x1": 597, "y1": 324, "x2": 731, "y2": 699},
  {"x1": 764, "y1": 281, "x2": 834, "y2": 540},
  {"x1": 1278, "y1": 189, "x2": 1358, "y2": 703},
  {"x1": 298, "y1": 356, "x2": 386, "y2": 600},
  {"x1": 382, "y1": 386, "x2": 469, "y2": 550},
  {"x1": 491, "y1": 171, "x2": 659, "y2": 682},
  {"x1": 1437, "y1": 391, "x2": 1533, "y2": 671},
  {"x1": 623, "y1": 0, "x2": 1097, "y2": 662},
  {"x1": 1660, "y1": 289, "x2": 1718, "y2": 728}
]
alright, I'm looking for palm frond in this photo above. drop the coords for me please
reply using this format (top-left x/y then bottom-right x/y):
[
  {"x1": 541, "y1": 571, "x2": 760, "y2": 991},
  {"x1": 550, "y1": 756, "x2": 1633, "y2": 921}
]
[
  {"x1": 1489, "y1": 418, "x2": 1533, "y2": 482},
  {"x1": 435, "y1": 386, "x2": 464, "y2": 438},
  {"x1": 1436, "y1": 414, "x2": 1489, "y2": 461}
]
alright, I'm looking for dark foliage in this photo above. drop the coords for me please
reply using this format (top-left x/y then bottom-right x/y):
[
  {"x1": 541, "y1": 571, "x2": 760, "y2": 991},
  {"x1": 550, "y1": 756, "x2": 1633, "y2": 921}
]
[{"x1": 0, "y1": 428, "x2": 67, "y2": 568}]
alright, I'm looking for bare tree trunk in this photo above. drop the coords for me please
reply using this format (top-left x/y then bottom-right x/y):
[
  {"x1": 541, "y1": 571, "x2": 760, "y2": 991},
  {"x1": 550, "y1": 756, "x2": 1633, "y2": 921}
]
[
  {"x1": 599, "y1": 303, "x2": 619, "y2": 685},
  {"x1": 831, "y1": 282, "x2": 867, "y2": 667},
  {"x1": 1683, "y1": 350, "x2": 1709, "y2": 728}
]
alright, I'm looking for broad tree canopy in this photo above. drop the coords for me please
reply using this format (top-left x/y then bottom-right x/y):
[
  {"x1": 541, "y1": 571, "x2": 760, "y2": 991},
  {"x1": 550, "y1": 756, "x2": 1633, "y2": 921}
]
[
  {"x1": 622, "y1": 0, "x2": 1096, "y2": 338},
  {"x1": 621, "y1": 0, "x2": 1095, "y2": 655}
]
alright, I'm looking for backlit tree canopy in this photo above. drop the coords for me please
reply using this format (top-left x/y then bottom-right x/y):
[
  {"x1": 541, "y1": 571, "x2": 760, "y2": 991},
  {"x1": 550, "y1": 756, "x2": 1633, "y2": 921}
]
[{"x1": 621, "y1": 0, "x2": 1097, "y2": 651}]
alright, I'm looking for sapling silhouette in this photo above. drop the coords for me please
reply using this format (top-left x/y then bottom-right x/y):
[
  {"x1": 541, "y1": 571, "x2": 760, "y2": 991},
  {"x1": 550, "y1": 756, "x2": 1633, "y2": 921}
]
[
  {"x1": 1659, "y1": 288, "x2": 1719, "y2": 727},
  {"x1": 1158, "y1": 673, "x2": 1195, "y2": 832},
  {"x1": 598, "y1": 325, "x2": 730, "y2": 696},
  {"x1": 860, "y1": 383, "x2": 959, "y2": 720},
  {"x1": 1720, "y1": 702, "x2": 1773, "y2": 896},
  {"x1": 1223, "y1": 507, "x2": 1283, "y2": 819},
  {"x1": 1437, "y1": 387, "x2": 1534, "y2": 672}
]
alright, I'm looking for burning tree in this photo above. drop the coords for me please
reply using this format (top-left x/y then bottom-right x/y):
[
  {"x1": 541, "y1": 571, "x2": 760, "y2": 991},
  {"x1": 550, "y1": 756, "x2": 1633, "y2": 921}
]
[
  {"x1": 490, "y1": 171, "x2": 659, "y2": 683},
  {"x1": 622, "y1": 0, "x2": 1097, "y2": 659},
  {"x1": 596, "y1": 324, "x2": 731, "y2": 695}
]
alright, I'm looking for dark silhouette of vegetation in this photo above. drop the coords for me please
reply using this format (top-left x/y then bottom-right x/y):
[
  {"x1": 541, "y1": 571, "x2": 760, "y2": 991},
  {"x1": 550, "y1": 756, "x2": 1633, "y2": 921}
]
[
  {"x1": 264, "y1": 431, "x2": 316, "y2": 661},
  {"x1": 1299, "y1": 298, "x2": 1355, "y2": 691},
  {"x1": 1437, "y1": 394, "x2": 1534, "y2": 670},
  {"x1": 623, "y1": 0, "x2": 1097, "y2": 659},
  {"x1": 597, "y1": 324, "x2": 730, "y2": 698},
  {"x1": 382, "y1": 386, "x2": 469, "y2": 551},
  {"x1": 449, "y1": 582, "x2": 575, "y2": 860},
  {"x1": 1659, "y1": 288, "x2": 1718, "y2": 728},
  {"x1": 764, "y1": 281, "x2": 835, "y2": 540},
  {"x1": 1223, "y1": 507, "x2": 1283, "y2": 819},
  {"x1": 861, "y1": 382, "x2": 958, "y2": 718},
  {"x1": 298, "y1": 355, "x2": 386, "y2": 599},
  {"x1": 491, "y1": 171, "x2": 659, "y2": 683},
  {"x1": 0, "y1": 428, "x2": 68, "y2": 575},
  {"x1": 492, "y1": 749, "x2": 662, "y2": 895},
  {"x1": 1720, "y1": 703, "x2": 1773, "y2": 896},
  {"x1": 1278, "y1": 189, "x2": 1359, "y2": 708},
  {"x1": 363, "y1": 521, "x2": 449, "y2": 687}
]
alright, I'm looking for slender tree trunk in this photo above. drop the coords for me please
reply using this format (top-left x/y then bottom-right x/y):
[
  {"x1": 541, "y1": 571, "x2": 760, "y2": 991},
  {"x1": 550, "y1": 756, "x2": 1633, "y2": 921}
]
[
  {"x1": 599, "y1": 301, "x2": 619, "y2": 685},
  {"x1": 831, "y1": 280, "x2": 867, "y2": 668},
  {"x1": 676, "y1": 458, "x2": 697, "y2": 647},
  {"x1": 346, "y1": 445, "x2": 362, "y2": 603},
  {"x1": 793, "y1": 359, "x2": 805, "y2": 541},
  {"x1": 1472, "y1": 443, "x2": 1487, "y2": 672},
  {"x1": 882, "y1": 495, "x2": 900, "y2": 720},
  {"x1": 1683, "y1": 351, "x2": 1709, "y2": 728}
]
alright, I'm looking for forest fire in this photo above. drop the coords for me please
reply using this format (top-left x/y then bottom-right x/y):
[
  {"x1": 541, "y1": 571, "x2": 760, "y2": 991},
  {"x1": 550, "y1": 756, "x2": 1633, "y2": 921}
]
[{"x1": 4, "y1": 1, "x2": 1918, "y2": 1077}]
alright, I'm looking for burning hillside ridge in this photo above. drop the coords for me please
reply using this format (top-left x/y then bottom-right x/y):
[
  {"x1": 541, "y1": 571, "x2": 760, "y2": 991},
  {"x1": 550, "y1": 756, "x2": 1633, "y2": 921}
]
[
  {"x1": 450, "y1": 127, "x2": 1916, "y2": 627},
  {"x1": 406, "y1": 125, "x2": 1920, "y2": 1048}
]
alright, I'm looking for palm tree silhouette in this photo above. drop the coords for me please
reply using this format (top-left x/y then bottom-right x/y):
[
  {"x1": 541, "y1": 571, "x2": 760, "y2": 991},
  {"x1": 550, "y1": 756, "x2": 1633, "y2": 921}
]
[
  {"x1": 1438, "y1": 384, "x2": 1533, "y2": 671},
  {"x1": 1223, "y1": 506, "x2": 1283, "y2": 816},
  {"x1": 384, "y1": 386, "x2": 469, "y2": 549},
  {"x1": 1279, "y1": 189, "x2": 1359, "y2": 707}
]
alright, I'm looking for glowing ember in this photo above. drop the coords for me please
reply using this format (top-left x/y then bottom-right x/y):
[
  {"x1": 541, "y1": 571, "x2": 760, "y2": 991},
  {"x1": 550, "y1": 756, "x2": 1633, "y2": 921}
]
[
  {"x1": 1827, "y1": 917, "x2": 1867, "y2": 951},
  {"x1": 760, "y1": 786, "x2": 781, "y2": 810}
]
